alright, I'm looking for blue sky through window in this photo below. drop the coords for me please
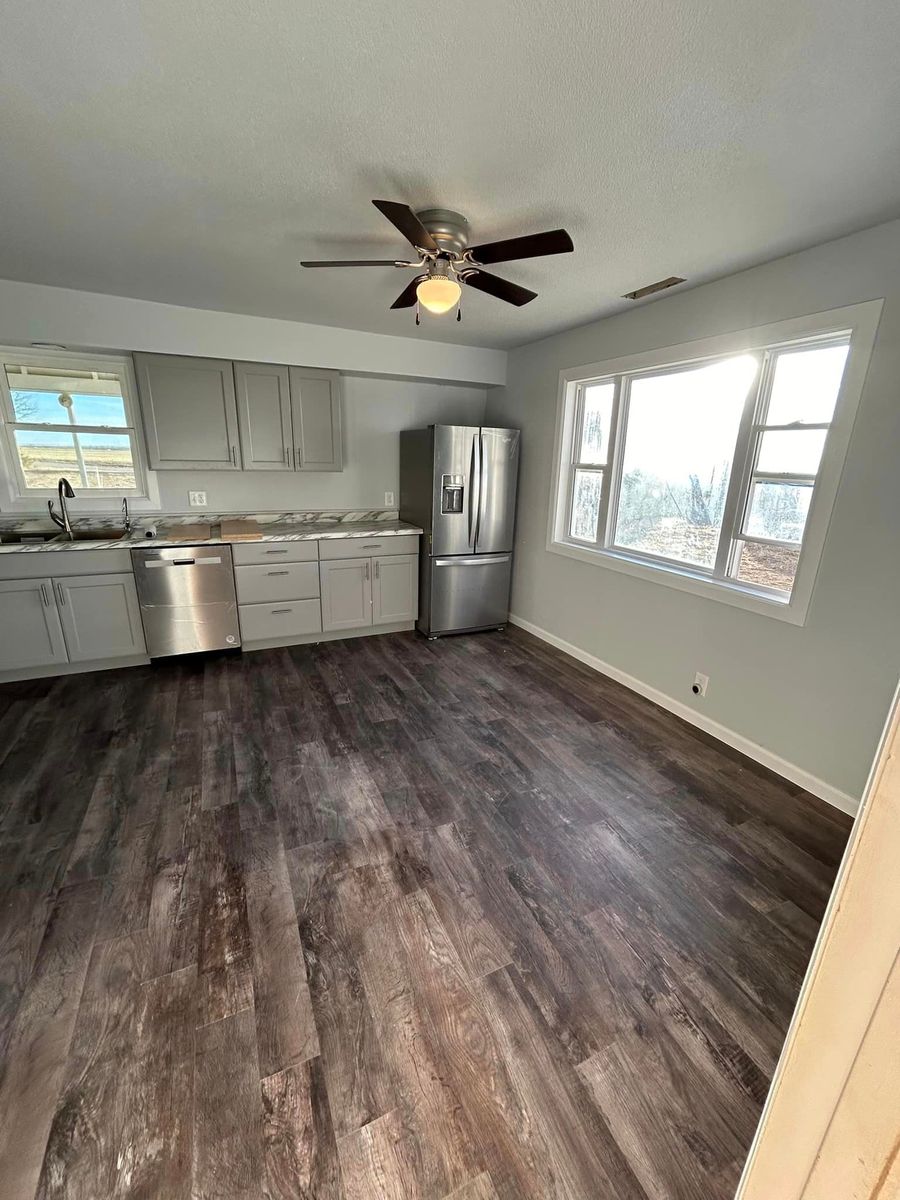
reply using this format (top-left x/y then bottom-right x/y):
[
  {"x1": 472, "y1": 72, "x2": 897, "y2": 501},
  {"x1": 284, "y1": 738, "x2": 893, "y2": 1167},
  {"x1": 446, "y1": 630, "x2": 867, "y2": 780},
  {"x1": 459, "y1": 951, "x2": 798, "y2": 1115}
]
[{"x1": 11, "y1": 390, "x2": 127, "y2": 446}]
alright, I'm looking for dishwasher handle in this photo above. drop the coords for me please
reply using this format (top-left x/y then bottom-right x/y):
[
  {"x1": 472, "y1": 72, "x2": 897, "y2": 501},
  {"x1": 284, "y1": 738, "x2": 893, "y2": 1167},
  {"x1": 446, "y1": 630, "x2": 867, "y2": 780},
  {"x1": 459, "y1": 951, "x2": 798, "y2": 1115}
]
[{"x1": 142, "y1": 555, "x2": 224, "y2": 568}]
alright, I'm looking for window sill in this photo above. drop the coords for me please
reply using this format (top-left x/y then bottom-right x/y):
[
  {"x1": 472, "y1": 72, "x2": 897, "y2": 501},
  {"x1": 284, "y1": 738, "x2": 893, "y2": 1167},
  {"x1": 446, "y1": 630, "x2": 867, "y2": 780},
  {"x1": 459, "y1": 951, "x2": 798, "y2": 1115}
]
[
  {"x1": 1, "y1": 471, "x2": 162, "y2": 516},
  {"x1": 547, "y1": 537, "x2": 809, "y2": 625}
]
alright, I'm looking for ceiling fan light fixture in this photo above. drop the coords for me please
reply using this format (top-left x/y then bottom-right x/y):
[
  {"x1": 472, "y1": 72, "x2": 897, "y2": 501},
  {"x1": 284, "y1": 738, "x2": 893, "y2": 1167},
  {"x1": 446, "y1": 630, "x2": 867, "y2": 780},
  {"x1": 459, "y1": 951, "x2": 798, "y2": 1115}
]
[{"x1": 416, "y1": 274, "x2": 461, "y2": 315}]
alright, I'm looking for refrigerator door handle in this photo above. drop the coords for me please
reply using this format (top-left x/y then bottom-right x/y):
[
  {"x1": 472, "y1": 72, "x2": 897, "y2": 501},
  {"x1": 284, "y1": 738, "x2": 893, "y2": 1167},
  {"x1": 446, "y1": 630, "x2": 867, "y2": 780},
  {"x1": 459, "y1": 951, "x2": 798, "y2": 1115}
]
[
  {"x1": 467, "y1": 435, "x2": 480, "y2": 552},
  {"x1": 474, "y1": 431, "x2": 484, "y2": 550},
  {"x1": 434, "y1": 554, "x2": 510, "y2": 566}
]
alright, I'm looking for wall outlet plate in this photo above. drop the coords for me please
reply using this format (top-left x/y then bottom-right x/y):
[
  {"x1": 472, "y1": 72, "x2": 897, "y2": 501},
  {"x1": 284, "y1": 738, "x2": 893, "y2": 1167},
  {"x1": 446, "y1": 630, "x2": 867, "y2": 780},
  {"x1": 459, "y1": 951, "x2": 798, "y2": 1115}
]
[
  {"x1": 692, "y1": 672, "x2": 709, "y2": 698},
  {"x1": 384, "y1": 490, "x2": 395, "y2": 507},
  {"x1": 188, "y1": 491, "x2": 207, "y2": 507}
]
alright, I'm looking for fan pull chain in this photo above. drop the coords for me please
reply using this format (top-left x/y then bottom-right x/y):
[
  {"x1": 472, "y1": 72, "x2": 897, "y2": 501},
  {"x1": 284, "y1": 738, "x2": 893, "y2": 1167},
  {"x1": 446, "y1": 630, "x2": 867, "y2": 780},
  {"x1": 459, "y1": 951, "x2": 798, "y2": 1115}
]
[{"x1": 415, "y1": 298, "x2": 420, "y2": 326}]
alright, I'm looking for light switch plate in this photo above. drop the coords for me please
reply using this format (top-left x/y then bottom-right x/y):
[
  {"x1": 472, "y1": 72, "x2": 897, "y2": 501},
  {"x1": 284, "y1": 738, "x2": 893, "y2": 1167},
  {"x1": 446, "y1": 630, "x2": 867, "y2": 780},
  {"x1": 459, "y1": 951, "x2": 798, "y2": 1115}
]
[
  {"x1": 188, "y1": 490, "x2": 208, "y2": 507},
  {"x1": 384, "y1": 491, "x2": 395, "y2": 507}
]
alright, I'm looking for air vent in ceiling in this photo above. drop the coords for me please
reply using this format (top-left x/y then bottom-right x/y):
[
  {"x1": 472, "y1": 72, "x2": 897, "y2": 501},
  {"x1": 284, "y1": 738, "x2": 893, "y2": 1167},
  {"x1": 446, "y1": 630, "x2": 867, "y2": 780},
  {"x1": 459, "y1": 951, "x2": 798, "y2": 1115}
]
[{"x1": 622, "y1": 276, "x2": 685, "y2": 301}]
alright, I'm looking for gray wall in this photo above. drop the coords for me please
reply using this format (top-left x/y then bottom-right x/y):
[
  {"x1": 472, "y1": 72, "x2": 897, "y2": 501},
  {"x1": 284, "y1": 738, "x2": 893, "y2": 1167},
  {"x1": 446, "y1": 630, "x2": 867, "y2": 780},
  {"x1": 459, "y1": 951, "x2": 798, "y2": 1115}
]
[
  {"x1": 486, "y1": 219, "x2": 900, "y2": 801},
  {"x1": 155, "y1": 376, "x2": 487, "y2": 512}
]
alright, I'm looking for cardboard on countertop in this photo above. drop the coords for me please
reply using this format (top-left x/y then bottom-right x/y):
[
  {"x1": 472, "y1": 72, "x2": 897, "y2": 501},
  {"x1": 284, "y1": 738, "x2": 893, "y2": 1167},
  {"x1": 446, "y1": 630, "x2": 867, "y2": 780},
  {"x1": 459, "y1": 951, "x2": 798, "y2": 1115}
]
[
  {"x1": 219, "y1": 518, "x2": 263, "y2": 541},
  {"x1": 153, "y1": 522, "x2": 213, "y2": 541}
]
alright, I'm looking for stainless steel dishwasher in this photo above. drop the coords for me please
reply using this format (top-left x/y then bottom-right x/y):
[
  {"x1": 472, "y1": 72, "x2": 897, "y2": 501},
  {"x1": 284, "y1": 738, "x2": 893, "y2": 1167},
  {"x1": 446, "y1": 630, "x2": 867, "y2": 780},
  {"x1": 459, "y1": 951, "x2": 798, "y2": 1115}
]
[{"x1": 131, "y1": 544, "x2": 241, "y2": 657}]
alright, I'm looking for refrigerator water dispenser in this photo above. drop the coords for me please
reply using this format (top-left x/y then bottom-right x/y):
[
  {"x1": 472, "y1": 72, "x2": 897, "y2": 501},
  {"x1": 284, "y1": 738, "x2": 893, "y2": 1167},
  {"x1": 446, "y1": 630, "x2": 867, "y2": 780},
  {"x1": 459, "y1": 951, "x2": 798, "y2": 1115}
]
[{"x1": 441, "y1": 475, "x2": 464, "y2": 513}]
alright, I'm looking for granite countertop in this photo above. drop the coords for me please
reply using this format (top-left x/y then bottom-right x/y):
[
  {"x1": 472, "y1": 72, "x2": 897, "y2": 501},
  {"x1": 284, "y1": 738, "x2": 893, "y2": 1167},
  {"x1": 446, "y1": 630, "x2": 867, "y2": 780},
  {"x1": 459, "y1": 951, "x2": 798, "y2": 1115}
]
[{"x1": 0, "y1": 519, "x2": 423, "y2": 554}]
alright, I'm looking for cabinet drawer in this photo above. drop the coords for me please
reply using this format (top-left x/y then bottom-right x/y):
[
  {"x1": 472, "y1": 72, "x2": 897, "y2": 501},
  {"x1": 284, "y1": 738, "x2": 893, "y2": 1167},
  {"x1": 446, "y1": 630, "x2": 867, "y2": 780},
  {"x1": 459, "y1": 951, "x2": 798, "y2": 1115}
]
[
  {"x1": 319, "y1": 534, "x2": 419, "y2": 560},
  {"x1": 234, "y1": 561, "x2": 319, "y2": 603},
  {"x1": 0, "y1": 548, "x2": 133, "y2": 581},
  {"x1": 239, "y1": 598, "x2": 322, "y2": 643},
  {"x1": 231, "y1": 540, "x2": 318, "y2": 566}
]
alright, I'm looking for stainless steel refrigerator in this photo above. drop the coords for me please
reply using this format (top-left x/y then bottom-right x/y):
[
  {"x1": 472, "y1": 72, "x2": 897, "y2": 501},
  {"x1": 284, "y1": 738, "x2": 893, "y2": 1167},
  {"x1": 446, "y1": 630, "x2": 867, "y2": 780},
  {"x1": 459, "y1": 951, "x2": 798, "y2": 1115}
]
[{"x1": 400, "y1": 424, "x2": 520, "y2": 637}]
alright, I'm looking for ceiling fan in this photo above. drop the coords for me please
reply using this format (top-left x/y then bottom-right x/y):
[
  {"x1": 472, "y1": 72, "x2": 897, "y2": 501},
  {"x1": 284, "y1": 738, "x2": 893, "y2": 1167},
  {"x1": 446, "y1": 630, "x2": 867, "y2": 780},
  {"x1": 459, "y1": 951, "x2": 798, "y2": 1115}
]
[{"x1": 300, "y1": 200, "x2": 574, "y2": 322}]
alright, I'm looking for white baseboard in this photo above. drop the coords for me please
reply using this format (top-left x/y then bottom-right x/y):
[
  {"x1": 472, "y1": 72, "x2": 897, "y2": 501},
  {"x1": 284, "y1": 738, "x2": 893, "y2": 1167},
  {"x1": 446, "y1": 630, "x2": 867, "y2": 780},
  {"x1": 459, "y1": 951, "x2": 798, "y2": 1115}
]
[{"x1": 508, "y1": 613, "x2": 859, "y2": 818}]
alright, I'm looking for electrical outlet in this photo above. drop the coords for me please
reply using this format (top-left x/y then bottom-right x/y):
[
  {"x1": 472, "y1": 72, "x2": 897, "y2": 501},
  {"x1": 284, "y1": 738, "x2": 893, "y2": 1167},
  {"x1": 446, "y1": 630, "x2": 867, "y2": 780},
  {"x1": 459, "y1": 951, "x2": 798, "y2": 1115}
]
[
  {"x1": 188, "y1": 491, "x2": 207, "y2": 507},
  {"x1": 692, "y1": 672, "x2": 709, "y2": 698},
  {"x1": 384, "y1": 490, "x2": 395, "y2": 507}
]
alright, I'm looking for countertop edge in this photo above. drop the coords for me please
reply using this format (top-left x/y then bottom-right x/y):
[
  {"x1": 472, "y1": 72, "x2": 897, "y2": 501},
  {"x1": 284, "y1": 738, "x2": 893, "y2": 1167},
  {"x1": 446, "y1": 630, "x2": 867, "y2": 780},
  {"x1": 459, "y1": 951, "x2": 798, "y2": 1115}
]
[{"x1": 0, "y1": 523, "x2": 424, "y2": 555}]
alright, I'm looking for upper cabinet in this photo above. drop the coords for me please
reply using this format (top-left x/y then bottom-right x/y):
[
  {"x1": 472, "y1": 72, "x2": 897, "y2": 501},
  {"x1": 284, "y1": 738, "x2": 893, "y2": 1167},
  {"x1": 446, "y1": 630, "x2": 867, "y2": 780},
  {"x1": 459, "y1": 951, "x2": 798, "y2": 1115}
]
[
  {"x1": 234, "y1": 362, "x2": 293, "y2": 471},
  {"x1": 289, "y1": 367, "x2": 343, "y2": 472},
  {"x1": 136, "y1": 354, "x2": 343, "y2": 473},
  {"x1": 135, "y1": 353, "x2": 242, "y2": 471}
]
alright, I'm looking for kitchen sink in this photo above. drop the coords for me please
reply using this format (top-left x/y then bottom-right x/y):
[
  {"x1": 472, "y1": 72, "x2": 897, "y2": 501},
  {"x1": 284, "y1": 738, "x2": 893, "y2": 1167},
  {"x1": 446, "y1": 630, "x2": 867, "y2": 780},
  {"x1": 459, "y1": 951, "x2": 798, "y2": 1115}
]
[{"x1": 51, "y1": 527, "x2": 129, "y2": 543}]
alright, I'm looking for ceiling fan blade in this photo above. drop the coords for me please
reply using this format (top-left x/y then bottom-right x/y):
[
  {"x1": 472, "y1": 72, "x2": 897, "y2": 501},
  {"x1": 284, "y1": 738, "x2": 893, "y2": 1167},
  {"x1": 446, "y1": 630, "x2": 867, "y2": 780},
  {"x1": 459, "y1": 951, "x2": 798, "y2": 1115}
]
[
  {"x1": 461, "y1": 269, "x2": 537, "y2": 307},
  {"x1": 390, "y1": 274, "x2": 428, "y2": 309},
  {"x1": 372, "y1": 200, "x2": 439, "y2": 252},
  {"x1": 467, "y1": 228, "x2": 573, "y2": 265},
  {"x1": 300, "y1": 259, "x2": 414, "y2": 268}
]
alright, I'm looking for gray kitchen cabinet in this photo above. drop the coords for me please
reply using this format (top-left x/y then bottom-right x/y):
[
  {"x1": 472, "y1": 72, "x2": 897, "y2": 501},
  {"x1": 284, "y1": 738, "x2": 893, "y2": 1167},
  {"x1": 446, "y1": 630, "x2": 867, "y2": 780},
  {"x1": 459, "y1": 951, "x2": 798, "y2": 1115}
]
[
  {"x1": 319, "y1": 558, "x2": 371, "y2": 631},
  {"x1": 288, "y1": 367, "x2": 343, "y2": 472},
  {"x1": 55, "y1": 573, "x2": 146, "y2": 662},
  {"x1": 372, "y1": 554, "x2": 418, "y2": 624},
  {"x1": 0, "y1": 578, "x2": 68, "y2": 671},
  {"x1": 135, "y1": 353, "x2": 242, "y2": 470},
  {"x1": 234, "y1": 362, "x2": 293, "y2": 471}
]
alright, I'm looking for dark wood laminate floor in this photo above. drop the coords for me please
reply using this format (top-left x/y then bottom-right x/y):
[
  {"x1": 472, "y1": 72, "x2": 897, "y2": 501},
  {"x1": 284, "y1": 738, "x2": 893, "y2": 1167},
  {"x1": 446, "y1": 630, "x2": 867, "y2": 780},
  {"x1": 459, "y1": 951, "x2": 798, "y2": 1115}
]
[{"x1": 0, "y1": 628, "x2": 852, "y2": 1200}]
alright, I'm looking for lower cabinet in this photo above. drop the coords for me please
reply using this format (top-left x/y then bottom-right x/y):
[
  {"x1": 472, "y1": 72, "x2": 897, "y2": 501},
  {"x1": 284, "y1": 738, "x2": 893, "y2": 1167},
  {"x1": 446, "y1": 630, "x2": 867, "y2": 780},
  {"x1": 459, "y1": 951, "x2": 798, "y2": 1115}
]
[
  {"x1": 320, "y1": 553, "x2": 418, "y2": 633},
  {"x1": 372, "y1": 554, "x2": 418, "y2": 624},
  {"x1": 238, "y1": 597, "x2": 322, "y2": 642},
  {"x1": 0, "y1": 578, "x2": 68, "y2": 671},
  {"x1": 54, "y1": 573, "x2": 146, "y2": 662},
  {"x1": 319, "y1": 558, "x2": 371, "y2": 632},
  {"x1": 0, "y1": 571, "x2": 145, "y2": 672}
]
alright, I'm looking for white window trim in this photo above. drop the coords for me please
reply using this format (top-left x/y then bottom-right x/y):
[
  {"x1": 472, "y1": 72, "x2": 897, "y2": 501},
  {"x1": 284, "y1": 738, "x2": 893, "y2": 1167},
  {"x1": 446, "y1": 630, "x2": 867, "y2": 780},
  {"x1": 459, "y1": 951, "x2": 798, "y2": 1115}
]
[
  {"x1": 547, "y1": 300, "x2": 883, "y2": 626},
  {"x1": 0, "y1": 346, "x2": 161, "y2": 514}
]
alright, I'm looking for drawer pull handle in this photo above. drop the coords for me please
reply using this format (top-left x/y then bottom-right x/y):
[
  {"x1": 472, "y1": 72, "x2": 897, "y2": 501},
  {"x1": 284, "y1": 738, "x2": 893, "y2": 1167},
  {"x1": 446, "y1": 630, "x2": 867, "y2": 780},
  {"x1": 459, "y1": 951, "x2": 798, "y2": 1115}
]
[
  {"x1": 362, "y1": 543, "x2": 382, "y2": 548},
  {"x1": 264, "y1": 548, "x2": 289, "y2": 554},
  {"x1": 271, "y1": 608, "x2": 292, "y2": 614},
  {"x1": 266, "y1": 570, "x2": 290, "y2": 576}
]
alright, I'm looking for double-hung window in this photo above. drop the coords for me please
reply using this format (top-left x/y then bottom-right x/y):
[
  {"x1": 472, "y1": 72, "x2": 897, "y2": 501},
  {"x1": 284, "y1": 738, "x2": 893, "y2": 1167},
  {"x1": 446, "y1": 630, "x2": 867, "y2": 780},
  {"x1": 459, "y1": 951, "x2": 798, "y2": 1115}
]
[
  {"x1": 549, "y1": 302, "x2": 880, "y2": 623},
  {"x1": 0, "y1": 349, "x2": 152, "y2": 507}
]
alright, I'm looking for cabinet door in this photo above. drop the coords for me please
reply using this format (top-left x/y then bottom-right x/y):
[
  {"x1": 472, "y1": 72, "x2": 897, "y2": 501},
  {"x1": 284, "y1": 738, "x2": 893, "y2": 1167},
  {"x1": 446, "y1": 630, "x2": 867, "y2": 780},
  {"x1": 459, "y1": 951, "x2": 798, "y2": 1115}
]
[
  {"x1": 234, "y1": 362, "x2": 293, "y2": 471},
  {"x1": 0, "y1": 579, "x2": 68, "y2": 671},
  {"x1": 135, "y1": 353, "x2": 242, "y2": 470},
  {"x1": 55, "y1": 573, "x2": 146, "y2": 662},
  {"x1": 289, "y1": 367, "x2": 343, "y2": 472},
  {"x1": 319, "y1": 559, "x2": 372, "y2": 631},
  {"x1": 372, "y1": 554, "x2": 418, "y2": 625}
]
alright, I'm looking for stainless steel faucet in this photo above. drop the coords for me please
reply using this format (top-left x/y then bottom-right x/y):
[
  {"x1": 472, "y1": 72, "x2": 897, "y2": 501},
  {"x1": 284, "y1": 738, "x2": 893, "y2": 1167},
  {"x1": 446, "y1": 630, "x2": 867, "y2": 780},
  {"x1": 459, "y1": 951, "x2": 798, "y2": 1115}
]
[
  {"x1": 48, "y1": 477, "x2": 75, "y2": 538},
  {"x1": 122, "y1": 496, "x2": 132, "y2": 534}
]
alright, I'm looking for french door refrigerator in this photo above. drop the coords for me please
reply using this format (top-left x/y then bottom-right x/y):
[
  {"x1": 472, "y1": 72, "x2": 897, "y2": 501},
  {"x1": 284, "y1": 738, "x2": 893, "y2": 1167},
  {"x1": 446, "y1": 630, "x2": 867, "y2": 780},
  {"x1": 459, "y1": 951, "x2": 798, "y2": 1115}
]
[{"x1": 400, "y1": 424, "x2": 520, "y2": 637}]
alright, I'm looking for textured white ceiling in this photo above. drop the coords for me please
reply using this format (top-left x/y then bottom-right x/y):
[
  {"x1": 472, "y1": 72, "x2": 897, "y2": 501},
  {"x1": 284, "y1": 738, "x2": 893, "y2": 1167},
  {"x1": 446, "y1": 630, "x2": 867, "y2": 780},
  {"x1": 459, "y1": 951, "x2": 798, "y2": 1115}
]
[{"x1": 1, "y1": 0, "x2": 899, "y2": 350}]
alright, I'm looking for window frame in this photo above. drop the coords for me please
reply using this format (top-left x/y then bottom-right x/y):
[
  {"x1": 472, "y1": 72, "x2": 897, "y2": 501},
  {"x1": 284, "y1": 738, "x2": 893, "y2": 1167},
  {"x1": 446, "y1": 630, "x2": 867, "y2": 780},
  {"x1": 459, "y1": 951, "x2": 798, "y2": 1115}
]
[
  {"x1": 547, "y1": 300, "x2": 883, "y2": 626},
  {"x1": 0, "y1": 347, "x2": 160, "y2": 513}
]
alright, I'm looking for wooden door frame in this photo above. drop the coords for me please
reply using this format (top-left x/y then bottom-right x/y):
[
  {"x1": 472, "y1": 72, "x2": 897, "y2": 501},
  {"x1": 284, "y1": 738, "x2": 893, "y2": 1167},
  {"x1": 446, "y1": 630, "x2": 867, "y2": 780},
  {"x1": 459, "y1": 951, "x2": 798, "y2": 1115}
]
[{"x1": 736, "y1": 678, "x2": 900, "y2": 1198}]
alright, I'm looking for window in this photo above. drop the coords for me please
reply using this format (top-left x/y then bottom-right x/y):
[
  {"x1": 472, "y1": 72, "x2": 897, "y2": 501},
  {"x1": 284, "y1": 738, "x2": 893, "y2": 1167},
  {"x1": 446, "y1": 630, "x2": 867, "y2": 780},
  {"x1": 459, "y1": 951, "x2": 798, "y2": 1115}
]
[
  {"x1": 0, "y1": 350, "x2": 150, "y2": 504},
  {"x1": 549, "y1": 302, "x2": 881, "y2": 624}
]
